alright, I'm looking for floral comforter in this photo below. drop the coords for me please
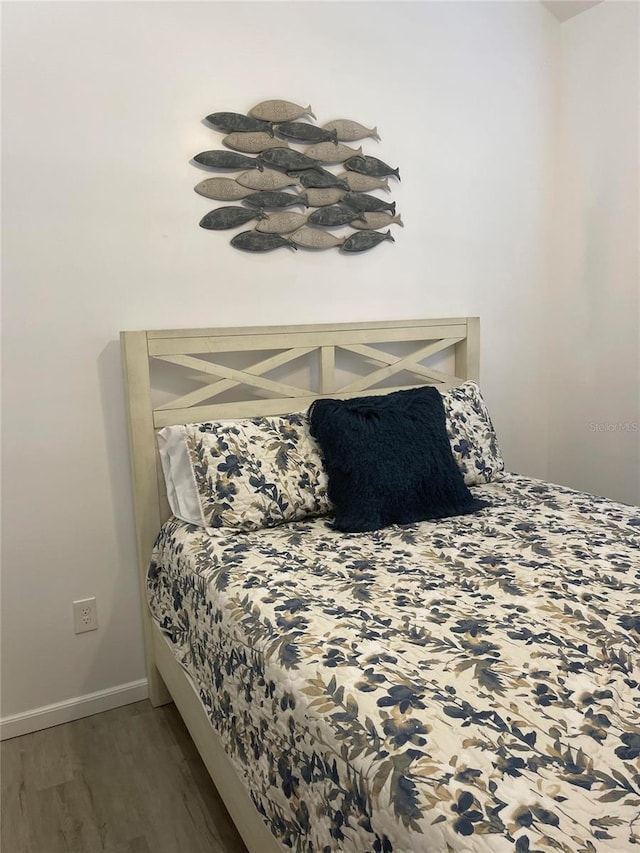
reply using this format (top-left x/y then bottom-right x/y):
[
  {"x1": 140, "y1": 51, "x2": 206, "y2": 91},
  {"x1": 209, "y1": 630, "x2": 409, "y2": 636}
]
[{"x1": 148, "y1": 475, "x2": 640, "y2": 853}]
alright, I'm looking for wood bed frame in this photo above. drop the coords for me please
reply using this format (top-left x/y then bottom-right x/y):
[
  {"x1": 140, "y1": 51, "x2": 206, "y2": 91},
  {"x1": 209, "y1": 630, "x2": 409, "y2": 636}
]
[{"x1": 120, "y1": 317, "x2": 480, "y2": 853}]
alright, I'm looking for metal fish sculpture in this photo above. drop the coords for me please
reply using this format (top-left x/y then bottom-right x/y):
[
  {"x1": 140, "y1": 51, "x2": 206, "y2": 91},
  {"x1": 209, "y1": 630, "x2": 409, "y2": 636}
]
[
  {"x1": 199, "y1": 206, "x2": 265, "y2": 230},
  {"x1": 206, "y1": 112, "x2": 273, "y2": 135},
  {"x1": 342, "y1": 230, "x2": 395, "y2": 252},
  {"x1": 231, "y1": 231, "x2": 297, "y2": 252},
  {"x1": 308, "y1": 204, "x2": 362, "y2": 227},
  {"x1": 194, "y1": 150, "x2": 263, "y2": 171},
  {"x1": 243, "y1": 191, "x2": 305, "y2": 209},
  {"x1": 255, "y1": 211, "x2": 308, "y2": 234},
  {"x1": 290, "y1": 227, "x2": 345, "y2": 250},
  {"x1": 297, "y1": 188, "x2": 346, "y2": 207},
  {"x1": 274, "y1": 122, "x2": 338, "y2": 144},
  {"x1": 249, "y1": 100, "x2": 315, "y2": 122},
  {"x1": 194, "y1": 178, "x2": 254, "y2": 201},
  {"x1": 258, "y1": 148, "x2": 320, "y2": 173},
  {"x1": 235, "y1": 168, "x2": 298, "y2": 191},
  {"x1": 291, "y1": 168, "x2": 349, "y2": 191},
  {"x1": 344, "y1": 155, "x2": 401, "y2": 181},
  {"x1": 223, "y1": 132, "x2": 289, "y2": 154},
  {"x1": 305, "y1": 143, "x2": 363, "y2": 163},
  {"x1": 322, "y1": 120, "x2": 380, "y2": 142},
  {"x1": 337, "y1": 171, "x2": 390, "y2": 193},
  {"x1": 342, "y1": 192, "x2": 396, "y2": 214},
  {"x1": 351, "y1": 212, "x2": 404, "y2": 230}
]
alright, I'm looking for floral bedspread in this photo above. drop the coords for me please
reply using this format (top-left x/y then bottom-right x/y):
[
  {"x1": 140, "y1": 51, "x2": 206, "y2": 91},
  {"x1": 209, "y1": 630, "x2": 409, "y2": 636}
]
[{"x1": 148, "y1": 475, "x2": 640, "y2": 852}]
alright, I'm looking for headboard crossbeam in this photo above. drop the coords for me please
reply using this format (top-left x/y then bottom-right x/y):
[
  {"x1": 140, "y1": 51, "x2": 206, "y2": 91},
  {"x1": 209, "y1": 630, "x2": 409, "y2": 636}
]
[
  {"x1": 144, "y1": 316, "x2": 471, "y2": 341},
  {"x1": 147, "y1": 322, "x2": 468, "y2": 357}
]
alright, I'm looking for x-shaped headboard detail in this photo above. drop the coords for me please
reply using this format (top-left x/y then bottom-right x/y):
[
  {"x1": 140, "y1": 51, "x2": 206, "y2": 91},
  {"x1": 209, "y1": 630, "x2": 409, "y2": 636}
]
[{"x1": 142, "y1": 318, "x2": 478, "y2": 428}]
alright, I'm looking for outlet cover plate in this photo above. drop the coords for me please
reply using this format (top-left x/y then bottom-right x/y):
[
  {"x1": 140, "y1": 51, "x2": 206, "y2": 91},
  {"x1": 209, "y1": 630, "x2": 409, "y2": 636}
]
[{"x1": 73, "y1": 598, "x2": 98, "y2": 634}]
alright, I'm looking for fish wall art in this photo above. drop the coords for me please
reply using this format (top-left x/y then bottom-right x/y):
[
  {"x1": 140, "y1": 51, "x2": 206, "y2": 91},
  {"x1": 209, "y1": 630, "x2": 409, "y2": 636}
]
[{"x1": 192, "y1": 98, "x2": 402, "y2": 253}]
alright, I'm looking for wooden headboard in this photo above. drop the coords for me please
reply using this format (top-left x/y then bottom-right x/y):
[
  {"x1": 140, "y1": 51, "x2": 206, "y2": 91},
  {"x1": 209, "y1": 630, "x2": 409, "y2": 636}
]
[{"x1": 120, "y1": 317, "x2": 479, "y2": 700}]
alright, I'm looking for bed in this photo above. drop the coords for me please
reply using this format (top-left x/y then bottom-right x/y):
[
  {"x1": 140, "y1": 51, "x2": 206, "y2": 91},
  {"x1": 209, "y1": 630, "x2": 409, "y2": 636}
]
[{"x1": 121, "y1": 318, "x2": 640, "y2": 853}]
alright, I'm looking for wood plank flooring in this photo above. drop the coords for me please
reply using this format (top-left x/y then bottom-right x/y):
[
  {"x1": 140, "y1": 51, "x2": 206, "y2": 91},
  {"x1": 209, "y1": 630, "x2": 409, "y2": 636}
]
[{"x1": 1, "y1": 701, "x2": 249, "y2": 853}]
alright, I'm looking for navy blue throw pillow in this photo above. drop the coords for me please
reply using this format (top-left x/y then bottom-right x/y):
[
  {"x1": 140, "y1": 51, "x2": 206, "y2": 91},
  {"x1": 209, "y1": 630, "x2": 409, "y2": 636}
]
[{"x1": 308, "y1": 386, "x2": 488, "y2": 532}]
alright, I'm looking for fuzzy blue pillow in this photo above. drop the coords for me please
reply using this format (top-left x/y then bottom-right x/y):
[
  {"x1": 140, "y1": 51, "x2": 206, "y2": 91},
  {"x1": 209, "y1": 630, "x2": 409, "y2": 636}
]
[{"x1": 308, "y1": 386, "x2": 488, "y2": 532}]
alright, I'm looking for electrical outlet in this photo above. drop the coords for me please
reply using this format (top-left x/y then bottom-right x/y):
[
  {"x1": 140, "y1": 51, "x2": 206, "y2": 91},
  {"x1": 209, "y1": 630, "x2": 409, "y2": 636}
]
[{"x1": 73, "y1": 598, "x2": 98, "y2": 634}]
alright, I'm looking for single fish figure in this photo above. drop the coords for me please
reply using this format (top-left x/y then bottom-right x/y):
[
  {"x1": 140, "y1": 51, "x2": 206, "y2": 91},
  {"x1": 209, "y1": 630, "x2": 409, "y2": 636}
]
[
  {"x1": 351, "y1": 212, "x2": 404, "y2": 230},
  {"x1": 342, "y1": 192, "x2": 396, "y2": 214},
  {"x1": 235, "y1": 168, "x2": 298, "y2": 191},
  {"x1": 305, "y1": 143, "x2": 363, "y2": 163},
  {"x1": 243, "y1": 190, "x2": 305, "y2": 209},
  {"x1": 344, "y1": 155, "x2": 400, "y2": 181},
  {"x1": 291, "y1": 168, "x2": 349, "y2": 190},
  {"x1": 249, "y1": 100, "x2": 315, "y2": 122},
  {"x1": 194, "y1": 150, "x2": 263, "y2": 171},
  {"x1": 337, "y1": 171, "x2": 390, "y2": 193},
  {"x1": 231, "y1": 231, "x2": 297, "y2": 252},
  {"x1": 322, "y1": 119, "x2": 380, "y2": 142},
  {"x1": 308, "y1": 204, "x2": 361, "y2": 227},
  {"x1": 258, "y1": 148, "x2": 320, "y2": 173},
  {"x1": 206, "y1": 112, "x2": 273, "y2": 135},
  {"x1": 199, "y1": 206, "x2": 265, "y2": 230},
  {"x1": 194, "y1": 178, "x2": 254, "y2": 201},
  {"x1": 274, "y1": 121, "x2": 338, "y2": 144},
  {"x1": 290, "y1": 227, "x2": 345, "y2": 250},
  {"x1": 341, "y1": 230, "x2": 395, "y2": 252},
  {"x1": 255, "y1": 211, "x2": 308, "y2": 234},
  {"x1": 297, "y1": 188, "x2": 346, "y2": 207},
  {"x1": 223, "y1": 132, "x2": 289, "y2": 154}
]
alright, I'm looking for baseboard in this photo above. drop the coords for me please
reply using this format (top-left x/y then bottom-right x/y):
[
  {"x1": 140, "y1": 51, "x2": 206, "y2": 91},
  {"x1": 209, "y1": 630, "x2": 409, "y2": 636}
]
[{"x1": 0, "y1": 679, "x2": 149, "y2": 741}]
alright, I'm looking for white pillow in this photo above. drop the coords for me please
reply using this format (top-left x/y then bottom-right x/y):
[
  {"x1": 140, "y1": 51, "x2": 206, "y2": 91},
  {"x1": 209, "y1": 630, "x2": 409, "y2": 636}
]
[{"x1": 157, "y1": 426, "x2": 206, "y2": 527}]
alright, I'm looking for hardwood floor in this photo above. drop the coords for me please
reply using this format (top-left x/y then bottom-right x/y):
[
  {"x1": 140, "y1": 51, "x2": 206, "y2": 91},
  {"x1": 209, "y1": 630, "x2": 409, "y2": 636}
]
[{"x1": 1, "y1": 701, "x2": 249, "y2": 853}]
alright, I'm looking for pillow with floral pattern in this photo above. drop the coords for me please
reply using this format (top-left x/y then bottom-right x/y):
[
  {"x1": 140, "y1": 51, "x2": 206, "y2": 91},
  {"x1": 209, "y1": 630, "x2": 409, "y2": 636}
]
[
  {"x1": 158, "y1": 412, "x2": 330, "y2": 531},
  {"x1": 440, "y1": 381, "x2": 504, "y2": 484}
]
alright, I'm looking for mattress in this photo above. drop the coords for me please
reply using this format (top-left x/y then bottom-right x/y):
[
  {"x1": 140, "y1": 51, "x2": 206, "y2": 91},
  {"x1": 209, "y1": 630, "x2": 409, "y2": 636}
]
[{"x1": 147, "y1": 475, "x2": 640, "y2": 853}]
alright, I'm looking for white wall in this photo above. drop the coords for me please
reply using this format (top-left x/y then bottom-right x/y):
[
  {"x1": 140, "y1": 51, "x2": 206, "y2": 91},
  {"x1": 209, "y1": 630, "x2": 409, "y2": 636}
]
[
  {"x1": 0, "y1": 0, "x2": 590, "y2": 727},
  {"x1": 547, "y1": 0, "x2": 639, "y2": 506}
]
